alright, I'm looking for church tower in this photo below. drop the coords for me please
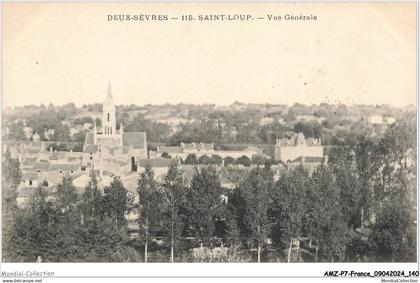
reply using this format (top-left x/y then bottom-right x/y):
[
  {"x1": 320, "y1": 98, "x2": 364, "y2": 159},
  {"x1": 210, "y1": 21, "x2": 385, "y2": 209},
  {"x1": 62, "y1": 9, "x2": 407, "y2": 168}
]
[{"x1": 102, "y1": 82, "x2": 116, "y2": 135}]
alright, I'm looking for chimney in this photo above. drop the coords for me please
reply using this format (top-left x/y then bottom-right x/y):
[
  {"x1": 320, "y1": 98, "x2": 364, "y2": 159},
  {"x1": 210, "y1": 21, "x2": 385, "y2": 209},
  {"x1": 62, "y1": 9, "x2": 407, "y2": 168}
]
[
  {"x1": 302, "y1": 156, "x2": 305, "y2": 163},
  {"x1": 324, "y1": 155, "x2": 329, "y2": 164},
  {"x1": 50, "y1": 147, "x2": 53, "y2": 153},
  {"x1": 222, "y1": 159, "x2": 225, "y2": 167}
]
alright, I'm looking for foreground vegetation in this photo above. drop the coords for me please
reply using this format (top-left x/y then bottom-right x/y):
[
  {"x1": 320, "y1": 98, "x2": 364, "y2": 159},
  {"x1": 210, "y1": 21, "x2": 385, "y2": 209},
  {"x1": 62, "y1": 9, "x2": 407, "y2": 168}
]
[{"x1": 2, "y1": 114, "x2": 416, "y2": 262}]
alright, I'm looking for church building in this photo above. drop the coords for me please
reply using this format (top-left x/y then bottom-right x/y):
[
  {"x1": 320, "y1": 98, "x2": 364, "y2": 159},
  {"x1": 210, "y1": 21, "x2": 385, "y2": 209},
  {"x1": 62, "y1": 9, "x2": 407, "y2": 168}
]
[{"x1": 83, "y1": 84, "x2": 148, "y2": 169}]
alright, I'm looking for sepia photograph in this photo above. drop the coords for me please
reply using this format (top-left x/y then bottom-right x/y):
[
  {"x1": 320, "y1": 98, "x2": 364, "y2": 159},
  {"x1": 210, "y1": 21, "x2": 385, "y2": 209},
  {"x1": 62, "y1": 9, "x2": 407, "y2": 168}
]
[{"x1": 1, "y1": 1, "x2": 418, "y2": 281}]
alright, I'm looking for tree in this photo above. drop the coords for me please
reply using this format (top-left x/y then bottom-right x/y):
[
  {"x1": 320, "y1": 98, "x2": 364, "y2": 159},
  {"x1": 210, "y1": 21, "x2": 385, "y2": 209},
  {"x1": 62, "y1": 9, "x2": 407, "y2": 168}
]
[
  {"x1": 184, "y1": 154, "x2": 198, "y2": 165},
  {"x1": 223, "y1": 156, "x2": 236, "y2": 167},
  {"x1": 187, "y1": 166, "x2": 223, "y2": 247},
  {"x1": 161, "y1": 160, "x2": 187, "y2": 262},
  {"x1": 252, "y1": 155, "x2": 267, "y2": 166},
  {"x1": 80, "y1": 171, "x2": 103, "y2": 223},
  {"x1": 103, "y1": 177, "x2": 132, "y2": 228},
  {"x1": 237, "y1": 155, "x2": 251, "y2": 167},
  {"x1": 137, "y1": 164, "x2": 160, "y2": 262},
  {"x1": 8, "y1": 121, "x2": 26, "y2": 140},
  {"x1": 271, "y1": 166, "x2": 308, "y2": 257},
  {"x1": 329, "y1": 135, "x2": 377, "y2": 230},
  {"x1": 370, "y1": 114, "x2": 416, "y2": 261},
  {"x1": 54, "y1": 176, "x2": 83, "y2": 260},
  {"x1": 239, "y1": 167, "x2": 273, "y2": 262},
  {"x1": 353, "y1": 137, "x2": 377, "y2": 227},
  {"x1": 11, "y1": 186, "x2": 60, "y2": 261},
  {"x1": 293, "y1": 121, "x2": 322, "y2": 138},
  {"x1": 161, "y1": 152, "x2": 171, "y2": 159},
  {"x1": 198, "y1": 155, "x2": 212, "y2": 165},
  {"x1": 304, "y1": 165, "x2": 348, "y2": 262},
  {"x1": 225, "y1": 209, "x2": 242, "y2": 250},
  {"x1": 72, "y1": 173, "x2": 138, "y2": 262},
  {"x1": 56, "y1": 175, "x2": 78, "y2": 213},
  {"x1": 329, "y1": 141, "x2": 363, "y2": 230},
  {"x1": 2, "y1": 149, "x2": 21, "y2": 261},
  {"x1": 211, "y1": 154, "x2": 223, "y2": 166}
]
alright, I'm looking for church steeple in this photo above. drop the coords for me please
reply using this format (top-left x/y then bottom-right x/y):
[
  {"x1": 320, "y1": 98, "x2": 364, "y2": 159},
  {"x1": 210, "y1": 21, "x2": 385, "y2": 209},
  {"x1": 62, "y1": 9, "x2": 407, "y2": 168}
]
[
  {"x1": 103, "y1": 82, "x2": 116, "y2": 135},
  {"x1": 106, "y1": 81, "x2": 113, "y2": 102}
]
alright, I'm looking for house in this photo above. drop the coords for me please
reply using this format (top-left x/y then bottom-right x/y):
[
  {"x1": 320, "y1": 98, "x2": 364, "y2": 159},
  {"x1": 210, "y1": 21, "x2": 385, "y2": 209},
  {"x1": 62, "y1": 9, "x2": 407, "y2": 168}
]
[
  {"x1": 274, "y1": 133, "x2": 324, "y2": 163},
  {"x1": 32, "y1": 132, "x2": 41, "y2": 142},
  {"x1": 23, "y1": 127, "x2": 33, "y2": 140},
  {"x1": 368, "y1": 115, "x2": 383, "y2": 124},
  {"x1": 43, "y1": 129, "x2": 55, "y2": 140},
  {"x1": 259, "y1": 117, "x2": 274, "y2": 126}
]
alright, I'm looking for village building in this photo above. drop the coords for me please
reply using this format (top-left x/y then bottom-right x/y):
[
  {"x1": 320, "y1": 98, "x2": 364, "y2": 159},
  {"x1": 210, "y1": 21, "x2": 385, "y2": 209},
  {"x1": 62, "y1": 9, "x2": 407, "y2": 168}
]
[
  {"x1": 274, "y1": 133, "x2": 324, "y2": 163},
  {"x1": 82, "y1": 83, "x2": 148, "y2": 169},
  {"x1": 156, "y1": 142, "x2": 263, "y2": 161},
  {"x1": 156, "y1": 142, "x2": 214, "y2": 160}
]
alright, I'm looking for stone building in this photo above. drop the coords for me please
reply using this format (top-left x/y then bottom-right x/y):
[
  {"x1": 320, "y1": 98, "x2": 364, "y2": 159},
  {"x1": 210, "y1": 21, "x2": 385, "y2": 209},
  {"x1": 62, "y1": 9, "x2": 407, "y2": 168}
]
[
  {"x1": 274, "y1": 133, "x2": 324, "y2": 163},
  {"x1": 83, "y1": 84, "x2": 148, "y2": 169}
]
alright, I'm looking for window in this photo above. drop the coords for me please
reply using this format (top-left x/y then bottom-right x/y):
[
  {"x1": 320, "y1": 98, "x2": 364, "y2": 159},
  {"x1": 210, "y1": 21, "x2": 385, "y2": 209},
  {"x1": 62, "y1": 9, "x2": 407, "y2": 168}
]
[
  {"x1": 29, "y1": 180, "x2": 32, "y2": 186},
  {"x1": 107, "y1": 113, "x2": 110, "y2": 122}
]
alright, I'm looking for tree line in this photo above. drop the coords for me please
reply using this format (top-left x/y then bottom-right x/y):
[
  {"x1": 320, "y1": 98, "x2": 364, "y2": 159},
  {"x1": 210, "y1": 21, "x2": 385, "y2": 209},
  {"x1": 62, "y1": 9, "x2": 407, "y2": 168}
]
[{"x1": 2, "y1": 114, "x2": 416, "y2": 262}]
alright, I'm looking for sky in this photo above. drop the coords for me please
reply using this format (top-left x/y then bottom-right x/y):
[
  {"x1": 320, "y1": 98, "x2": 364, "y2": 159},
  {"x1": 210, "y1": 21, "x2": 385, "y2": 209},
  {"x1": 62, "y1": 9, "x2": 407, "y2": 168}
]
[{"x1": 3, "y1": 2, "x2": 417, "y2": 107}]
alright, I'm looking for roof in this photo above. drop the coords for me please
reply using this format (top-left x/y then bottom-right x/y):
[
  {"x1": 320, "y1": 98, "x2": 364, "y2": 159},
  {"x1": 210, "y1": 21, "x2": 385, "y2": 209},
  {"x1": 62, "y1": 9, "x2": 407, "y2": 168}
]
[
  {"x1": 22, "y1": 158, "x2": 37, "y2": 167},
  {"x1": 23, "y1": 148, "x2": 41, "y2": 154},
  {"x1": 49, "y1": 152, "x2": 66, "y2": 160},
  {"x1": 85, "y1": 132, "x2": 94, "y2": 144},
  {"x1": 22, "y1": 172, "x2": 39, "y2": 181},
  {"x1": 83, "y1": 144, "x2": 98, "y2": 153},
  {"x1": 201, "y1": 143, "x2": 214, "y2": 150},
  {"x1": 72, "y1": 174, "x2": 91, "y2": 188},
  {"x1": 32, "y1": 162, "x2": 51, "y2": 171},
  {"x1": 138, "y1": 158, "x2": 171, "y2": 168},
  {"x1": 182, "y1": 143, "x2": 196, "y2": 150},
  {"x1": 96, "y1": 137, "x2": 120, "y2": 149},
  {"x1": 122, "y1": 132, "x2": 146, "y2": 149},
  {"x1": 306, "y1": 138, "x2": 320, "y2": 146},
  {"x1": 278, "y1": 133, "x2": 321, "y2": 147},
  {"x1": 158, "y1": 146, "x2": 182, "y2": 154},
  {"x1": 49, "y1": 164, "x2": 80, "y2": 171}
]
